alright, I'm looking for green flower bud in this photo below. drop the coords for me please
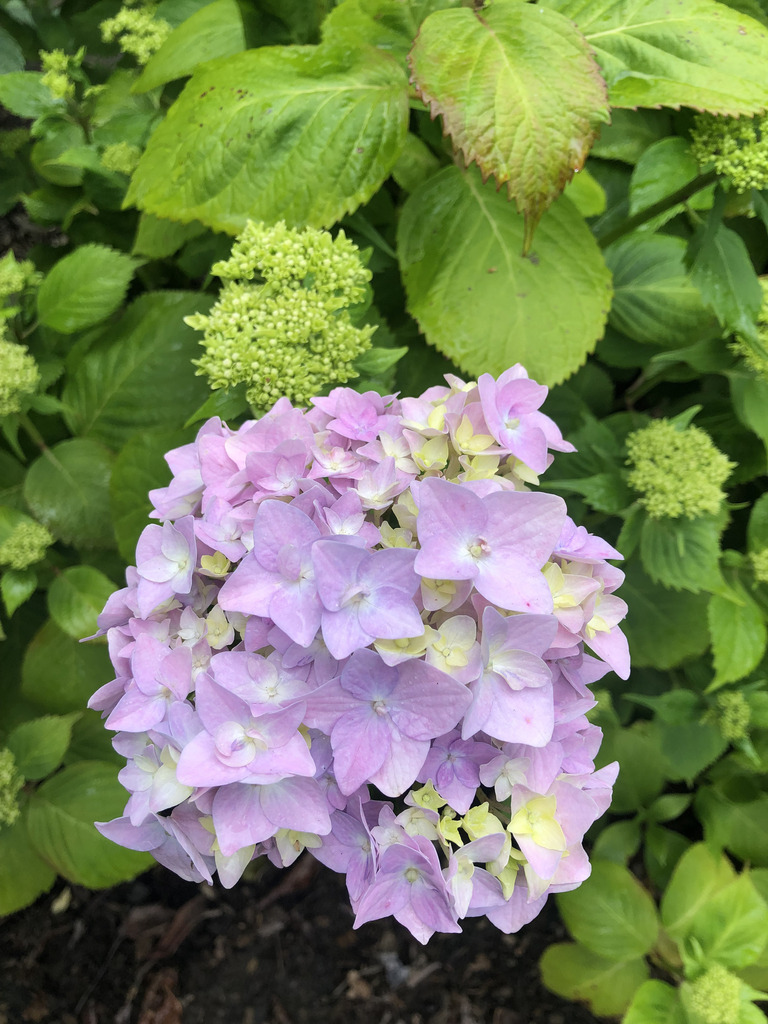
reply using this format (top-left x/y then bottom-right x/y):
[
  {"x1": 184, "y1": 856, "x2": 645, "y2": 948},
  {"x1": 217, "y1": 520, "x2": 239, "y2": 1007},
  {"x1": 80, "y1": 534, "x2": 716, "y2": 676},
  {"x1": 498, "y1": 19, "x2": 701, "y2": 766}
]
[
  {"x1": 187, "y1": 221, "x2": 374, "y2": 409},
  {"x1": 40, "y1": 49, "x2": 75, "y2": 101},
  {"x1": 732, "y1": 278, "x2": 768, "y2": 381},
  {"x1": 100, "y1": 141, "x2": 142, "y2": 175},
  {"x1": 0, "y1": 251, "x2": 37, "y2": 304},
  {"x1": 690, "y1": 112, "x2": 768, "y2": 193},
  {"x1": 0, "y1": 520, "x2": 54, "y2": 570},
  {"x1": 626, "y1": 419, "x2": 734, "y2": 519},
  {"x1": 684, "y1": 964, "x2": 743, "y2": 1024},
  {"x1": 751, "y1": 547, "x2": 768, "y2": 584},
  {"x1": 0, "y1": 749, "x2": 24, "y2": 829},
  {"x1": 101, "y1": 5, "x2": 171, "y2": 64},
  {"x1": 715, "y1": 690, "x2": 751, "y2": 741},
  {"x1": 0, "y1": 335, "x2": 41, "y2": 416}
]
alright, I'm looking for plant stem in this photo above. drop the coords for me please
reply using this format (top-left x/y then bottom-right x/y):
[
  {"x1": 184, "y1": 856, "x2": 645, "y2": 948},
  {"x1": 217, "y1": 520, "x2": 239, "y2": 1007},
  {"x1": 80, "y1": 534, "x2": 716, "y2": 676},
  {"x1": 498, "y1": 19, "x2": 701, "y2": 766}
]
[
  {"x1": 595, "y1": 169, "x2": 719, "y2": 249},
  {"x1": 19, "y1": 412, "x2": 64, "y2": 471}
]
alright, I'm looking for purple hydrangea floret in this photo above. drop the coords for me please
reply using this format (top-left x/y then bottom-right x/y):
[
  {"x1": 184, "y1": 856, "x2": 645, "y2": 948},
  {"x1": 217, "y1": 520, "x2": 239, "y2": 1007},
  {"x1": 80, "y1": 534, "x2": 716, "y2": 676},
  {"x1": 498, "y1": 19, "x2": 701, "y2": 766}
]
[{"x1": 89, "y1": 365, "x2": 628, "y2": 944}]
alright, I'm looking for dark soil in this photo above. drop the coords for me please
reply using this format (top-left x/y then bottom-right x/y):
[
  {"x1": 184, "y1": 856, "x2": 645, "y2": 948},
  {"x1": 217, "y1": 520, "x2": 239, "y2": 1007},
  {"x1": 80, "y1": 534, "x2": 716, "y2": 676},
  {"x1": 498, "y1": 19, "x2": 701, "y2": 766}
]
[{"x1": 0, "y1": 858, "x2": 602, "y2": 1024}]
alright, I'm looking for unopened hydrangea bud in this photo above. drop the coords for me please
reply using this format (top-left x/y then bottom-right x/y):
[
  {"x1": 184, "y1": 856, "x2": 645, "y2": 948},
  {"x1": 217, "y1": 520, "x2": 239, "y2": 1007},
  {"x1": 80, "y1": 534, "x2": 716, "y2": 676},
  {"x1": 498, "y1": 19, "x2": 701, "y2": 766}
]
[
  {"x1": 715, "y1": 690, "x2": 751, "y2": 741},
  {"x1": 626, "y1": 419, "x2": 734, "y2": 519},
  {"x1": 684, "y1": 964, "x2": 742, "y2": 1024},
  {"x1": 187, "y1": 220, "x2": 374, "y2": 409},
  {"x1": 101, "y1": 142, "x2": 142, "y2": 176},
  {"x1": 0, "y1": 749, "x2": 23, "y2": 829},
  {"x1": 690, "y1": 112, "x2": 768, "y2": 193},
  {"x1": 0, "y1": 520, "x2": 54, "y2": 569},
  {"x1": 0, "y1": 336, "x2": 40, "y2": 416},
  {"x1": 732, "y1": 279, "x2": 768, "y2": 381},
  {"x1": 752, "y1": 547, "x2": 768, "y2": 583},
  {"x1": 40, "y1": 49, "x2": 75, "y2": 101},
  {"x1": 101, "y1": 5, "x2": 171, "y2": 64},
  {"x1": 0, "y1": 251, "x2": 37, "y2": 304}
]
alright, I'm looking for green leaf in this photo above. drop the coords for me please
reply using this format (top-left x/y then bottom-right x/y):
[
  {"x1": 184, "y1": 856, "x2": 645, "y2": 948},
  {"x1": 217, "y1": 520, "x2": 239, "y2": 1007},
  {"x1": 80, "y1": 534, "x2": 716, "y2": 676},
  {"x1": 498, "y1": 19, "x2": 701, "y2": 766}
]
[
  {"x1": 390, "y1": 132, "x2": 442, "y2": 194},
  {"x1": 731, "y1": 373, "x2": 768, "y2": 456},
  {"x1": 47, "y1": 566, "x2": 116, "y2": 641},
  {"x1": 644, "y1": 824, "x2": 691, "y2": 889},
  {"x1": 61, "y1": 292, "x2": 211, "y2": 449},
  {"x1": 0, "y1": 814, "x2": 56, "y2": 916},
  {"x1": 748, "y1": 493, "x2": 768, "y2": 553},
  {"x1": 1, "y1": 568, "x2": 37, "y2": 618},
  {"x1": 184, "y1": 384, "x2": 249, "y2": 429},
  {"x1": 7, "y1": 713, "x2": 80, "y2": 780},
  {"x1": 661, "y1": 841, "x2": 736, "y2": 940},
  {"x1": 696, "y1": 786, "x2": 768, "y2": 865},
  {"x1": 557, "y1": 859, "x2": 659, "y2": 961},
  {"x1": 544, "y1": 0, "x2": 768, "y2": 114},
  {"x1": 109, "y1": 427, "x2": 192, "y2": 563},
  {"x1": 26, "y1": 762, "x2": 152, "y2": 888},
  {"x1": 591, "y1": 818, "x2": 643, "y2": 864},
  {"x1": 623, "y1": 980, "x2": 686, "y2": 1024},
  {"x1": 591, "y1": 108, "x2": 672, "y2": 164},
  {"x1": 629, "y1": 137, "x2": 713, "y2": 228},
  {"x1": 563, "y1": 168, "x2": 607, "y2": 218},
  {"x1": 598, "y1": 723, "x2": 666, "y2": 813},
  {"x1": 21, "y1": 619, "x2": 113, "y2": 715},
  {"x1": 687, "y1": 211, "x2": 763, "y2": 340},
  {"x1": 0, "y1": 72, "x2": 62, "y2": 118},
  {"x1": 0, "y1": 25, "x2": 24, "y2": 74},
  {"x1": 606, "y1": 233, "x2": 716, "y2": 347},
  {"x1": 397, "y1": 165, "x2": 612, "y2": 386},
  {"x1": 322, "y1": 0, "x2": 462, "y2": 68},
  {"x1": 621, "y1": 563, "x2": 711, "y2": 669},
  {"x1": 37, "y1": 244, "x2": 137, "y2": 334},
  {"x1": 134, "y1": 0, "x2": 247, "y2": 92},
  {"x1": 683, "y1": 872, "x2": 768, "y2": 970},
  {"x1": 409, "y1": 3, "x2": 608, "y2": 239},
  {"x1": 658, "y1": 720, "x2": 728, "y2": 782},
  {"x1": 639, "y1": 514, "x2": 725, "y2": 593},
  {"x1": 539, "y1": 942, "x2": 648, "y2": 1017},
  {"x1": 708, "y1": 582, "x2": 767, "y2": 687},
  {"x1": 23, "y1": 439, "x2": 115, "y2": 549},
  {"x1": 133, "y1": 213, "x2": 206, "y2": 259},
  {"x1": 127, "y1": 43, "x2": 409, "y2": 233}
]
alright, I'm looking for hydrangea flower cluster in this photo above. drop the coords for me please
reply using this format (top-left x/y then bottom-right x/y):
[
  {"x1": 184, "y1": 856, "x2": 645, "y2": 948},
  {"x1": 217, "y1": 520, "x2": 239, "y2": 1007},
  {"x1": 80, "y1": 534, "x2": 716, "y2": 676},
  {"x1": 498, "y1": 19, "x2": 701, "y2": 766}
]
[
  {"x1": 185, "y1": 221, "x2": 374, "y2": 410},
  {"x1": 90, "y1": 367, "x2": 628, "y2": 943},
  {"x1": 731, "y1": 278, "x2": 768, "y2": 382},
  {"x1": 101, "y1": 1, "x2": 171, "y2": 65},
  {"x1": 626, "y1": 419, "x2": 734, "y2": 520},
  {"x1": 0, "y1": 330, "x2": 40, "y2": 417},
  {"x1": 0, "y1": 748, "x2": 23, "y2": 829},
  {"x1": 690, "y1": 112, "x2": 768, "y2": 193},
  {"x1": 101, "y1": 141, "x2": 142, "y2": 176}
]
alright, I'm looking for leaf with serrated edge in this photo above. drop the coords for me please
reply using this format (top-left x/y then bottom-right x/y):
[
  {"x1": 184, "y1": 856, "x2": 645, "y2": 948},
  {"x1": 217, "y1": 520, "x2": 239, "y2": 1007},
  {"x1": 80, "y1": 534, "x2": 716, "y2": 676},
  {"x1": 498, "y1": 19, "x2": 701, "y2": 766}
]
[
  {"x1": 397, "y1": 165, "x2": 612, "y2": 386},
  {"x1": 127, "y1": 44, "x2": 409, "y2": 233},
  {"x1": 542, "y1": 0, "x2": 768, "y2": 114},
  {"x1": 409, "y1": 3, "x2": 608, "y2": 241}
]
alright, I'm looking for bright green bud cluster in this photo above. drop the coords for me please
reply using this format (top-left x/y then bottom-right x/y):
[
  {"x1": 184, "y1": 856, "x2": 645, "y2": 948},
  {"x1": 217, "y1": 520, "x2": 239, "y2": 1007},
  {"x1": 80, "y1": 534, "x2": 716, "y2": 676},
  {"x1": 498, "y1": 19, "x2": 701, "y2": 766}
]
[
  {"x1": 685, "y1": 965, "x2": 742, "y2": 1024},
  {"x1": 626, "y1": 419, "x2": 734, "y2": 519},
  {"x1": 716, "y1": 690, "x2": 751, "y2": 741},
  {"x1": 0, "y1": 335, "x2": 41, "y2": 416},
  {"x1": 732, "y1": 279, "x2": 768, "y2": 381},
  {"x1": 0, "y1": 519, "x2": 54, "y2": 569},
  {"x1": 0, "y1": 749, "x2": 23, "y2": 829},
  {"x1": 751, "y1": 547, "x2": 768, "y2": 584},
  {"x1": 40, "y1": 49, "x2": 75, "y2": 101},
  {"x1": 0, "y1": 251, "x2": 37, "y2": 303},
  {"x1": 101, "y1": 5, "x2": 171, "y2": 64},
  {"x1": 690, "y1": 112, "x2": 768, "y2": 193},
  {"x1": 101, "y1": 141, "x2": 142, "y2": 175},
  {"x1": 188, "y1": 221, "x2": 374, "y2": 409},
  {"x1": 0, "y1": 128, "x2": 29, "y2": 158}
]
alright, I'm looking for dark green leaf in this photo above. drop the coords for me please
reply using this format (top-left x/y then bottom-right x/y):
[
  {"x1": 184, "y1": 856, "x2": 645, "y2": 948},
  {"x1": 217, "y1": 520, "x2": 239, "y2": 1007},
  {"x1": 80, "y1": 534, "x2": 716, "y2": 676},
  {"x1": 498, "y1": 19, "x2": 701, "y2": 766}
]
[
  {"x1": 7, "y1": 713, "x2": 80, "y2": 780},
  {"x1": 37, "y1": 244, "x2": 137, "y2": 334},
  {"x1": 639, "y1": 514, "x2": 724, "y2": 593},
  {"x1": 708, "y1": 582, "x2": 767, "y2": 687},
  {"x1": 21, "y1": 619, "x2": 113, "y2": 714},
  {"x1": 47, "y1": 567, "x2": 116, "y2": 641},
  {"x1": 1, "y1": 569, "x2": 37, "y2": 618},
  {"x1": 0, "y1": 813, "x2": 56, "y2": 916},
  {"x1": 621, "y1": 563, "x2": 711, "y2": 669}
]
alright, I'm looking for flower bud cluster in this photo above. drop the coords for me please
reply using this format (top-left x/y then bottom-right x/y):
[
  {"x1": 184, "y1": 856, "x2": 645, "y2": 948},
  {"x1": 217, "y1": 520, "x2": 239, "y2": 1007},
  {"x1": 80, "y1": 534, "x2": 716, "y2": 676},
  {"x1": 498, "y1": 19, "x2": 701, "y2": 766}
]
[
  {"x1": 690, "y1": 112, "x2": 768, "y2": 193},
  {"x1": 101, "y1": 142, "x2": 142, "y2": 176},
  {"x1": 751, "y1": 547, "x2": 768, "y2": 584},
  {"x1": 715, "y1": 690, "x2": 751, "y2": 742},
  {"x1": 683, "y1": 964, "x2": 743, "y2": 1024},
  {"x1": 0, "y1": 749, "x2": 23, "y2": 829},
  {"x1": 626, "y1": 419, "x2": 734, "y2": 520},
  {"x1": 186, "y1": 221, "x2": 374, "y2": 410},
  {"x1": 0, "y1": 518, "x2": 53, "y2": 570},
  {"x1": 0, "y1": 333, "x2": 40, "y2": 417},
  {"x1": 91, "y1": 366, "x2": 626, "y2": 943},
  {"x1": 0, "y1": 251, "x2": 39, "y2": 313},
  {"x1": 101, "y1": 2, "x2": 171, "y2": 65},
  {"x1": 39, "y1": 49, "x2": 79, "y2": 101},
  {"x1": 731, "y1": 279, "x2": 768, "y2": 381}
]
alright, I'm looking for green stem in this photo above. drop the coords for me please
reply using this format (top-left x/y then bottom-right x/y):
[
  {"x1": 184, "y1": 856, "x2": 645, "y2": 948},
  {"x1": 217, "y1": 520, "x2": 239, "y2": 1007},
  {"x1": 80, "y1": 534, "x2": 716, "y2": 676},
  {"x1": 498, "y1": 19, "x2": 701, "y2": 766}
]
[
  {"x1": 595, "y1": 169, "x2": 719, "y2": 249},
  {"x1": 18, "y1": 412, "x2": 64, "y2": 471}
]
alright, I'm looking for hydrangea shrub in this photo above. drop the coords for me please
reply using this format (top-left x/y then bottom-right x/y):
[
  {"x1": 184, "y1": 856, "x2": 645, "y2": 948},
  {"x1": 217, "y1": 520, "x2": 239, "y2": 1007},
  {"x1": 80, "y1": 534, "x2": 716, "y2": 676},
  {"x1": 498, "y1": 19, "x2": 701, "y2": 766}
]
[{"x1": 89, "y1": 366, "x2": 628, "y2": 943}]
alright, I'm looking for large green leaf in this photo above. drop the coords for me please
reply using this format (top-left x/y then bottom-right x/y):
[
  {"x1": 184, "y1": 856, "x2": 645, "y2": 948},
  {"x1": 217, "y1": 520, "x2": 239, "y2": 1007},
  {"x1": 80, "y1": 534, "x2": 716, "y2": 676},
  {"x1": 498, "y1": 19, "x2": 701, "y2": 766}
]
[
  {"x1": 0, "y1": 814, "x2": 56, "y2": 916},
  {"x1": 61, "y1": 292, "x2": 211, "y2": 450},
  {"x1": 36, "y1": 244, "x2": 137, "y2": 334},
  {"x1": 7, "y1": 713, "x2": 80, "y2": 781},
  {"x1": 748, "y1": 493, "x2": 768, "y2": 552},
  {"x1": 47, "y1": 566, "x2": 116, "y2": 641},
  {"x1": 661, "y1": 842, "x2": 736, "y2": 940},
  {"x1": 557, "y1": 860, "x2": 660, "y2": 961},
  {"x1": 21, "y1": 619, "x2": 112, "y2": 714},
  {"x1": 624, "y1": 981, "x2": 686, "y2": 1024},
  {"x1": 27, "y1": 762, "x2": 151, "y2": 888},
  {"x1": 606, "y1": 233, "x2": 716, "y2": 347},
  {"x1": 127, "y1": 43, "x2": 409, "y2": 233},
  {"x1": 397, "y1": 165, "x2": 612, "y2": 386},
  {"x1": 543, "y1": 0, "x2": 768, "y2": 114},
  {"x1": 696, "y1": 788, "x2": 768, "y2": 866},
  {"x1": 539, "y1": 943, "x2": 648, "y2": 1017},
  {"x1": 639, "y1": 514, "x2": 724, "y2": 593},
  {"x1": 708, "y1": 580, "x2": 767, "y2": 687},
  {"x1": 612, "y1": 563, "x2": 711, "y2": 669},
  {"x1": 409, "y1": 3, "x2": 608, "y2": 238},
  {"x1": 682, "y1": 873, "x2": 768, "y2": 970},
  {"x1": 134, "y1": 0, "x2": 248, "y2": 92},
  {"x1": 322, "y1": 0, "x2": 463, "y2": 67},
  {"x1": 598, "y1": 723, "x2": 666, "y2": 813},
  {"x1": 110, "y1": 427, "x2": 193, "y2": 563},
  {"x1": 23, "y1": 439, "x2": 115, "y2": 549}
]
